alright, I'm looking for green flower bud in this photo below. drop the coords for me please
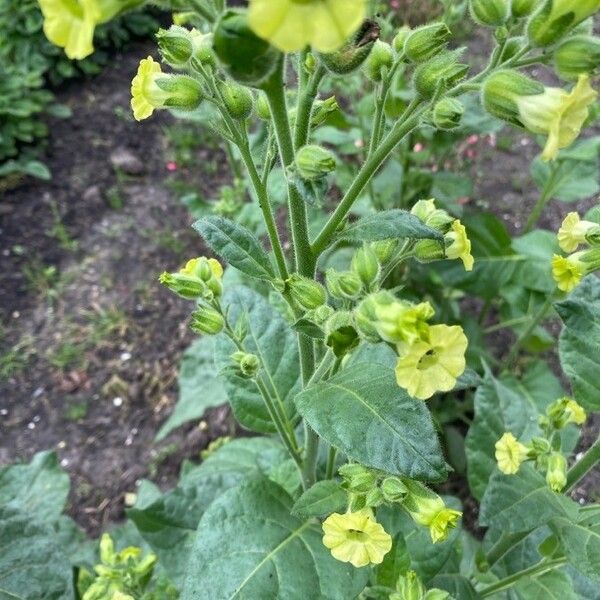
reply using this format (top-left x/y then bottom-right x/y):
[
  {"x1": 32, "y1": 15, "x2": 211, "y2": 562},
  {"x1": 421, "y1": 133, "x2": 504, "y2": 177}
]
[
  {"x1": 404, "y1": 23, "x2": 452, "y2": 63},
  {"x1": 159, "y1": 271, "x2": 204, "y2": 299},
  {"x1": 190, "y1": 305, "x2": 225, "y2": 335},
  {"x1": 157, "y1": 26, "x2": 194, "y2": 69},
  {"x1": 393, "y1": 25, "x2": 411, "y2": 54},
  {"x1": 213, "y1": 10, "x2": 280, "y2": 87},
  {"x1": 287, "y1": 274, "x2": 327, "y2": 310},
  {"x1": 190, "y1": 32, "x2": 215, "y2": 70},
  {"x1": 231, "y1": 351, "x2": 261, "y2": 378},
  {"x1": 469, "y1": 0, "x2": 510, "y2": 26},
  {"x1": 424, "y1": 591, "x2": 451, "y2": 600},
  {"x1": 381, "y1": 477, "x2": 409, "y2": 502},
  {"x1": 256, "y1": 91, "x2": 271, "y2": 119},
  {"x1": 311, "y1": 96, "x2": 339, "y2": 127},
  {"x1": 511, "y1": 0, "x2": 539, "y2": 18},
  {"x1": 364, "y1": 40, "x2": 394, "y2": 81},
  {"x1": 339, "y1": 464, "x2": 379, "y2": 493},
  {"x1": 553, "y1": 35, "x2": 600, "y2": 81},
  {"x1": 325, "y1": 311, "x2": 360, "y2": 357},
  {"x1": 365, "y1": 487, "x2": 384, "y2": 507},
  {"x1": 371, "y1": 239, "x2": 398, "y2": 264},
  {"x1": 374, "y1": 297, "x2": 435, "y2": 344},
  {"x1": 218, "y1": 81, "x2": 254, "y2": 119},
  {"x1": 354, "y1": 292, "x2": 390, "y2": 342},
  {"x1": 155, "y1": 74, "x2": 204, "y2": 111},
  {"x1": 395, "y1": 570, "x2": 426, "y2": 600},
  {"x1": 413, "y1": 239, "x2": 446, "y2": 262},
  {"x1": 433, "y1": 97, "x2": 465, "y2": 130},
  {"x1": 413, "y1": 49, "x2": 469, "y2": 99},
  {"x1": 529, "y1": 436, "x2": 551, "y2": 455},
  {"x1": 528, "y1": 0, "x2": 600, "y2": 48},
  {"x1": 326, "y1": 269, "x2": 363, "y2": 300},
  {"x1": 500, "y1": 36, "x2": 527, "y2": 62},
  {"x1": 295, "y1": 145, "x2": 337, "y2": 180},
  {"x1": 546, "y1": 452, "x2": 567, "y2": 492},
  {"x1": 304, "y1": 52, "x2": 317, "y2": 74},
  {"x1": 319, "y1": 19, "x2": 380, "y2": 75},
  {"x1": 351, "y1": 244, "x2": 380, "y2": 287},
  {"x1": 308, "y1": 303, "x2": 335, "y2": 325},
  {"x1": 411, "y1": 199, "x2": 454, "y2": 232}
]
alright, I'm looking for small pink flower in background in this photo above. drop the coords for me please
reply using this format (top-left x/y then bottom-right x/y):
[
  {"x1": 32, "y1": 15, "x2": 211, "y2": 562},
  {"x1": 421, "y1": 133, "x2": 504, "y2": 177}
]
[
  {"x1": 413, "y1": 143, "x2": 424, "y2": 152},
  {"x1": 466, "y1": 149, "x2": 476, "y2": 159},
  {"x1": 431, "y1": 164, "x2": 439, "y2": 172},
  {"x1": 467, "y1": 134, "x2": 479, "y2": 145},
  {"x1": 166, "y1": 161, "x2": 178, "y2": 172},
  {"x1": 355, "y1": 139, "x2": 364, "y2": 148},
  {"x1": 391, "y1": 0, "x2": 400, "y2": 8}
]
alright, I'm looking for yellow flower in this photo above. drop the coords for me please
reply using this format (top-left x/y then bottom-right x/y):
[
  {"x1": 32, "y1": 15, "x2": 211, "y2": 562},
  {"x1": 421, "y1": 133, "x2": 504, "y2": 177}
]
[
  {"x1": 248, "y1": 0, "x2": 367, "y2": 53},
  {"x1": 39, "y1": 0, "x2": 101, "y2": 60},
  {"x1": 445, "y1": 220, "x2": 474, "y2": 271},
  {"x1": 516, "y1": 75, "x2": 597, "y2": 162},
  {"x1": 180, "y1": 257, "x2": 223, "y2": 280},
  {"x1": 552, "y1": 253, "x2": 584, "y2": 292},
  {"x1": 322, "y1": 509, "x2": 392, "y2": 568},
  {"x1": 395, "y1": 324, "x2": 467, "y2": 400},
  {"x1": 564, "y1": 398, "x2": 586, "y2": 425},
  {"x1": 428, "y1": 508, "x2": 462, "y2": 543},
  {"x1": 495, "y1": 432, "x2": 528, "y2": 475},
  {"x1": 558, "y1": 212, "x2": 600, "y2": 253},
  {"x1": 374, "y1": 300, "x2": 435, "y2": 345},
  {"x1": 546, "y1": 452, "x2": 567, "y2": 493},
  {"x1": 131, "y1": 56, "x2": 168, "y2": 121}
]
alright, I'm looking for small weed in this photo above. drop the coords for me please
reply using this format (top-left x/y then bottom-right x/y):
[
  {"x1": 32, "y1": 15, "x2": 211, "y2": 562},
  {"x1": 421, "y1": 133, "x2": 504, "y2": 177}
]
[
  {"x1": 22, "y1": 259, "x2": 63, "y2": 301},
  {"x1": 49, "y1": 203, "x2": 78, "y2": 252},
  {"x1": 0, "y1": 336, "x2": 35, "y2": 381},
  {"x1": 83, "y1": 305, "x2": 128, "y2": 342},
  {"x1": 106, "y1": 186, "x2": 125, "y2": 210},
  {"x1": 48, "y1": 341, "x2": 86, "y2": 370},
  {"x1": 64, "y1": 400, "x2": 88, "y2": 421}
]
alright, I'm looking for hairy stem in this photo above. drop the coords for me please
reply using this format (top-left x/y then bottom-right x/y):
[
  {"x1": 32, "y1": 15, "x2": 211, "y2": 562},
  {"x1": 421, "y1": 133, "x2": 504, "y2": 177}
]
[
  {"x1": 566, "y1": 435, "x2": 600, "y2": 492},
  {"x1": 294, "y1": 64, "x2": 326, "y2": 150}
]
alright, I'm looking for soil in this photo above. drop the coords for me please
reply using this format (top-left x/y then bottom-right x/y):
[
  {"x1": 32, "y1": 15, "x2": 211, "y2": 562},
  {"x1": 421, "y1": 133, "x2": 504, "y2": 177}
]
[{"x1": 1, "y1": 34, "x2": 598, "y2": 538}]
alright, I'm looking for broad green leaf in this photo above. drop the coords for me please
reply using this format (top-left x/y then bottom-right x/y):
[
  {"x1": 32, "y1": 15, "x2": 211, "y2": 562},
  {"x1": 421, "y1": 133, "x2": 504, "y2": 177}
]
[
  {"x1": 551, "y1": 516, "x2": 600, "y2": 582},
  {"x1": 295, "y1": 363, "x2": 447, "y2": 481},
  {"x1": 193, "y1": 216, "x2": 275, "y2": 280},
  {"x1": 429, "y1": 575, "x2": 481, "y2": 599},
  {"x1": 291, "y1": 481, "x2": 347, "y2": 519},
  {"x1": 531, "y1": 155, "x2": 599, "y2": 202},
  {"x1": 479, "y1": 465, "x2": 578, "y2": 533},
  {"x1": 514, "y1": 570, "x2": 578, "y2": 600},
  {"x1": 156, "y1": 337, "x2": 228, "y2": 441},
  {"x1": 511, "y1": 230, "x2": 558, "y2": 294},
  {"x1": 374, "y1": 534, "x2": 410, "y2": 589},
  {"x1": 182, "y1": 477, "x2": 369, "y2": 600},
  {"x1": 215, "y1": 286, "x2": 300, "y2": 433},
  {"x1": 0, "y1": 507, "x2": 74, "y2": 600},
  {"x1": 0, "y1": 451, "x2": 69, "y2": 521},
  {"x1": 128, "y1": 438, "x2": 287, "y2": 587},
  {"x1": 337, "y1": 209, "x2": 443, "y2": 243},
  {"x1": 556, "y1": 276, "x2": 600, "y2": 411}
]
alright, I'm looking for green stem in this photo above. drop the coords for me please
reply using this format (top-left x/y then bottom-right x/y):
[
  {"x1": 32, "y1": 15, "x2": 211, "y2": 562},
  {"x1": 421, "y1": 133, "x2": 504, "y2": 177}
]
[
  {"x1": 325, "y1": 446, "x2": 337, "y2": 480},
  {"x1": 312, "y1": 99, "x2": 426, "y2": 256},
  {"x1": 502, "y1": 294, "x2": 555, "y2": 371},
  {"x1": 294, "y1": 64, "x2": 326, "y2": 150},
  {"x1": 486, "y1": 531, "x2": 529, "y2": 566},
  {"x1": 479, "y1": 558, "x2": 567, "y2": 597},
  {"x1": 484, "y1": 315, "x2": 532, "y2": 334},
  {"x1": 263, "y1": 62, "x2": 315, "y2": 276},
  {"x1": 566, "y1": 435, "x2": 600, "y2": 492},
  {"x1": 224, "y1": 139, "x2": 242, "y2": 180},
  {"x1": 525, "y1": 168, "x2": 558, "y2": 232}
]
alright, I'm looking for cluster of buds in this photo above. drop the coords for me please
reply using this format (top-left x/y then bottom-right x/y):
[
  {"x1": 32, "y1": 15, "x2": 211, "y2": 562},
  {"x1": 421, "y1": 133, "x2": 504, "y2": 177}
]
[
  {"x1": 391, "y1": 570, "x2": 451, "y2": 600},
  {"x1": 552, "y1": 210, "x2": 600, "y2": 293},
  {"x1": 495, "y1": 396, "x2": 586, "y2": 492},
  {"x1": 337, "y1": 465, "x2": 462, "y2": 544}
]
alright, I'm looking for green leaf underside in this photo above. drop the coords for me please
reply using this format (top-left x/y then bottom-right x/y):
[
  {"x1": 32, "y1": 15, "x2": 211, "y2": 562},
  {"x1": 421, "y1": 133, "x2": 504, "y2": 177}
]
[
  {"x1": 295, "y1": 363, "x2": 447, "y2": 481},
  {"x1": 551, "y1": 517, "x2": 600, "y2": 582},
  {"x1": 128, "y1": 438, "x2": 287, "y2": 587},
  {"x1": 337, "y1": 209, "x2": 443, "y2": 243},
  {"x1": 182, "y1": 477, "x2": 368, "y2": 600},
  {"x1": 156, "y1": 337, "x2": 228, "y2": 441},
  {"x1": 215, "y1": 286, "x2": 301, "y2": 433},
  {"x1": 556, "y1": 276, "x2": 600, "y2": 411},
  {"x1": 193, "y1": 216, "x2": 275, "y2": 280},
  {"x1": 479, "y1": 465, "x2": 578, "y2": 533},
  {"x1": 514, "y1": 570, "x2": 578, "y2": 600}
]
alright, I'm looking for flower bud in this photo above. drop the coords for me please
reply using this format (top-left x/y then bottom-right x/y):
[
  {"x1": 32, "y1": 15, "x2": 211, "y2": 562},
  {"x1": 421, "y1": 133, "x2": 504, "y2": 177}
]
[
  {"x1": 304, "y1": 52, "x2": 317, "y2": 74},
  {"x1": 157, "y1": 26, "x2": 194, "y2": 69},
  {"x1": 307, "y1": 304, "x2": 335, "y2": 325},
  {"x1": 339, "y1": 464, "x2": 378, "y2": 493},
  {"x1": 381, "y1": 477, "x2": 408, "y2": 503},
  {"x1": 546, "y1": 452, "x2": 567, "y2": 492},
  {"x1": 190, "y1": 32, "x2": 216, "y2": 70},
  {"x1": 500, "y1": 36, "x2": 527, "y2": 62},
  {"x1": 482, "y1": 70, "x2": 597, "y2": 161},
  {"x1": 469, "y1": 0, "x2": 510, "y2": 26},
  {"x1": 547, "y1": 396, "x2": 587, "y2": 428},
  {"x1": 319, "y1": 19, "x2": 380, "y2": 75},
  {"x1": 528, "y1": 0, "x2": 600, "y2": 48},
  {"x1": 404, "y1": 23, "x2": 452, "y2": 63},
  {"x1": 326, "y1": 269, "x2": 363, "y2": 300},
  {"x1": 159, "y1": 271, "x2": 204, "y2": 299},
  {"x1": 558, "y1": 211, "x2": 600, "y2": 252},
  {"x1": 364, "y1": 40, "x2": 394, "y2": 81},
  {"x1": 365, "y1": 487, "x2": 385, "y2": 507},
  {"x1": 393, "y1": 26, "x2": 411, "y2": 54},
  {"x1": 373, "y1": 297, "x2": 434, "y2": 344},
  {"x1": 217, "y1": 81, "x2": 254, "y2": 119},
  {"x1": 295, "y1": 145, "x2": 337, "y2": 180},
  {"x1": 190, "y1": 305, "x2": 225, "y2": 335},
  {"x1": 213, "y1": 10, "x2": 280, "y2": 87},
  {"x1": 553, "y1": 35, "x2": 600, "y2": 81},
  {"x1": 325, "y1": 311, "x2": 360, "y2": 357},
  {"x1": 287, "y1": 274, "x2": 327, "y2": 310},
  {"x1": 529, "y1": 436, "x2": 551, "y2": 456},
  {"x1": 411, "y1": 199, "x2": 454, "y2": 232},
  {"x1": 394, "y1": 571, "x2": 426, "y2": 600},
  {"x1": 511, "y1": 0, "x2": 539, "y2": 17},
  {"x1": 424, "y1": 591, "x2": 450, "y2": 600},
  {"x1": 311, "y1": 96, "x2": 339, "y2": 127},
  {"x1": 413, "y1": 49, "x2": 469, "y2": 98},
  {"x1": 351, "y1": 244, "x2": 380, "y2": 287},
  {"x1": 231, "y1": 351, "x2": 261, "y2": 378},
  {"x1": 256, "y1": 91, "x2": 271, "y2": 119},
  {"x1": 371, "y1": 239, "x2": 398, "y2": 264},
  {"x1": 354, "y1": 292, "x2": 389, "y2": 342},
  {"x1": 433, "y1": 97, "x2": 465, "y2": 130}
]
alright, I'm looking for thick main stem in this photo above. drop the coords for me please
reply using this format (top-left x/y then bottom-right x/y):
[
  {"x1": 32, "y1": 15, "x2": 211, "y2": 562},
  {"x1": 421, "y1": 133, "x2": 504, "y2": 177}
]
[{"x1": 566, "y1": 435, "x2": 600, "y2": 491}]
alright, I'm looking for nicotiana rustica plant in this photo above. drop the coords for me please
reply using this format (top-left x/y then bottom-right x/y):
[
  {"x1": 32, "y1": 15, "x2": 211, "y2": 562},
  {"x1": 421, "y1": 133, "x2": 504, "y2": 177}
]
[{"x1": 4, "y1": 0, "x2": 599, "y2": 599}]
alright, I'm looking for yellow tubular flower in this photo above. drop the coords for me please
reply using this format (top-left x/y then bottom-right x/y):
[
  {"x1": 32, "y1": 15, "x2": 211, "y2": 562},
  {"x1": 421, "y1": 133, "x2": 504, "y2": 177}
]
[
  {"x1": 445, "y1": 220, "x2": 474, "y2": 271},
  {"x1": 428, "y1": 508, "x2": 462, "y2": 543},
  {"x1": 131, "y1": 57, "x2": 168, "y2": 121},
  {"x1": 322, "y1": 509, "x2": 392, "y2": 568},
  {"x1": 395, "y1": 324, "x2": 468, "y2": 400},
  {"x1": 558, "y1": 212, "x2": 600, "y2": 253},
  {"x1": 552, "y1": 253, "x2": 584, "y2": 292},
  {"x1": 495, "y1": 432, "x2": 529, "y2": 475},
  {"x1": 39, "y1": 0, "x2": 101, "y2": 60},
  {"x1": 248, "y1": 0, "x2": 366, "y2": 53},
  {"x1": 564, "y1": 399, "x2": 586, "y2": 425},
  {"x1": 516, "y1": 75, "x2": 597, "y2": 161}
]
